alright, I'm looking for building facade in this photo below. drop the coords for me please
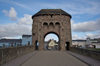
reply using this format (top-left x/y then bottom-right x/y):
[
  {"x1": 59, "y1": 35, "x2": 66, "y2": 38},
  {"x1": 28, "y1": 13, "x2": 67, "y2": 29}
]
[
  {"x1": 72, "y1": 40, "x2": 86, "y2": 48},
  {"x1": 0, "y1": 39, "x2": 22, "y2": 48},
  {"x1": 22, "y1": 35, "x2": 32, "y2": 46},
  {"x1": 48, "y1": 39, "x2": 58, "y2": 50},
  {"x1": 72, "y1": 38, "x2": 100, "y2": 48},
  {"x1": 0, "y1": 35, "x2": 31, "y2": 48}
]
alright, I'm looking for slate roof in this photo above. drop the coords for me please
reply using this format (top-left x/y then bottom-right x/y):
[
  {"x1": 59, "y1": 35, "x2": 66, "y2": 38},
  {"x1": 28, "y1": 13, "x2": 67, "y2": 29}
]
[
  {"x1": 32, "y1": 9, "x2": 71, "y2": 18},
  {"x1": 0, "y1": 39, "x2": 22, "y2": 43},
  {"x1": 22, "y1": 35, "x2": 32, "y2": 37},
  {"x1": 90, "y1": 39, "x2": 98, "y2": 41},
  {"x1": 0, "y1": 39, "x2": 8, "y2": 43},
  {"x1": 72, "y1": 40, "x2": 86, "y2": 41},
  {"x1": 92, "y1": 42, "x2": 100, "y2": 43}
]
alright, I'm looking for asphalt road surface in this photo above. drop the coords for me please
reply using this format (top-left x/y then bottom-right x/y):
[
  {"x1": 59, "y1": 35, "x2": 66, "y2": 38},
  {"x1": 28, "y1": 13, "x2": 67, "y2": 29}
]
[{"x1": 21, "y1": 51, "x2": 88, "y2": 66}]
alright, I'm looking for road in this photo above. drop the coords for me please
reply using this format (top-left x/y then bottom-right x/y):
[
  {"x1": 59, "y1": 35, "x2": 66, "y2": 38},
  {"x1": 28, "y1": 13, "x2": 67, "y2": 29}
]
[{"x1": 21, "y1": 51, "x2": 88, "y2": 66}]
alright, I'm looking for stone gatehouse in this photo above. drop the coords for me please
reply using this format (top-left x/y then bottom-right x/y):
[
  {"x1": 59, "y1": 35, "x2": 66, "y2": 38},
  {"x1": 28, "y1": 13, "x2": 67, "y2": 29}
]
[{"x1": 32, "y1": 9, "x2": 72, "y2": 51}]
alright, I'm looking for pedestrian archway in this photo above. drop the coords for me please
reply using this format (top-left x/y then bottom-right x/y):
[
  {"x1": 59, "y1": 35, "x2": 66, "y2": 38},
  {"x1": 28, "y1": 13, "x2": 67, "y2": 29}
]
[
  {"x1": 65, "y1": 42, "x2": 70, "y2": 50},
  {"x1": 35, "y1": 40, "x2": 39, "y2": 50}
]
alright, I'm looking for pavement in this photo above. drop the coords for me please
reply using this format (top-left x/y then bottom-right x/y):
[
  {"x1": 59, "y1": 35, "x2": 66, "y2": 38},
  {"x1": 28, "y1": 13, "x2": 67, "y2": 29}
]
[
  {"x1": 67, "y1": 51, "x2": 100, "y2": 66},
  {"x1": 20, "y1": 51, "x2": 88, "y2": 66},
  {"x1": 1, "y1": 50, "x2": 100, "y2": 66}
]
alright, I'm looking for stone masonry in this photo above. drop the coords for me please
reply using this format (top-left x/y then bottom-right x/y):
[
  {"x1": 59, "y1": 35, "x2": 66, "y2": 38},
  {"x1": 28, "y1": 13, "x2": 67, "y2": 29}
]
[{"x1": 32, "y1": 9, "x2": 72, "y2": 51}]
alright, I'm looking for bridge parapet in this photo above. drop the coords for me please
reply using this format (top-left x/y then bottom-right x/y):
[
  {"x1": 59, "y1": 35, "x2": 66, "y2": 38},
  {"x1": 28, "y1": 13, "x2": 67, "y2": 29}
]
[
  {"x1": 0, "y1": 46, "x2": 34, "y2": 65},
  {"x1": 70, "y1": 47, "x2": 100, "y2": 61}
]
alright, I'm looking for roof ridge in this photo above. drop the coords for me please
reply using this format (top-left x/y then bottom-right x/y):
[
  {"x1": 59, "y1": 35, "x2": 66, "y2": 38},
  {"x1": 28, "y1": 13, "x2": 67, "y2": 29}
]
[{"x1": 32, "y1": 9, "x2": 71, "y2": 18}]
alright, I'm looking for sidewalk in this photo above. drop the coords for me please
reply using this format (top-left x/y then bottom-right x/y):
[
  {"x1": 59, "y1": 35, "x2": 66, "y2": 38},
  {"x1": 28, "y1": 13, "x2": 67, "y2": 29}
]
[
  {"x1": 67, "y1": 51, "x2": 100, "y2": 66},
  {"x1": 1, "y1": 51, "x2": 38, "y2": 66}
]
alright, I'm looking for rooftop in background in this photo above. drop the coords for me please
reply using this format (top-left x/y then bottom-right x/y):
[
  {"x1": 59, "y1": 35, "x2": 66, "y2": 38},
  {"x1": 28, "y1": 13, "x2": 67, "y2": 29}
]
[
  {"x1": 22, "y1": 35, "x2": 32, "y2": 37},
  {"x1": 72, "y1": 40, "x2": 86, "y2": 41},
  {"x1": 90, "y1": 39, "x2": 98, "y2": 41},
  {"x1": 0, "y1": 39, "x2": 22, "y2": 43},
  {"x1": 32, "y1": 9, "x2": 71, "y2": 18}
]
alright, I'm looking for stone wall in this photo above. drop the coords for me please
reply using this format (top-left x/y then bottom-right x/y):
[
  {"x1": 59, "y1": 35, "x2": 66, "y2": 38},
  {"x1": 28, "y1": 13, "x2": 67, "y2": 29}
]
[
  {"x1": 70, "y1": 47, "x2": 100, "y2": 60},
  {"x1": 0, "y1": 46, "x2": 34, "y2": 65}
]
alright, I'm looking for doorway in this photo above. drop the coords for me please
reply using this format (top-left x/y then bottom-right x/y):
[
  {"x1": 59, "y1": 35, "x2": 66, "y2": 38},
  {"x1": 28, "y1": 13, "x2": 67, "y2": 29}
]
[
  {"x1": 65, "y1": 42, "x2": 70, "y2": 50},
  {"x1": 35, "y1": 41, "x2": 39, "y2": 50}
]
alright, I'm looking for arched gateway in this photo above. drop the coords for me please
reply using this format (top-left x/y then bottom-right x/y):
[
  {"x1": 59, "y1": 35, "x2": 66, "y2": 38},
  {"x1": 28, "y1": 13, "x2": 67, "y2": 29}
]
[{"x1": 32, "y1": 9, "x2": 72, "y2": 51}]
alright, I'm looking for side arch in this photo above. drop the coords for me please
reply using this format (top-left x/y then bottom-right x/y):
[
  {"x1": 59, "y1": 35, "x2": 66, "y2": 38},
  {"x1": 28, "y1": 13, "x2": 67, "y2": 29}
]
[{"x1": 35, "y1": 40, "x2": 39, "y2": 50}]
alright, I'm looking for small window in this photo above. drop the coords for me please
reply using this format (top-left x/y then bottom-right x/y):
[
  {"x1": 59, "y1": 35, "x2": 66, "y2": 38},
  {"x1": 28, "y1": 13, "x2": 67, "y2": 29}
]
[{"x1": 27, "y1": 37, "x2": 28, "y2": 39}]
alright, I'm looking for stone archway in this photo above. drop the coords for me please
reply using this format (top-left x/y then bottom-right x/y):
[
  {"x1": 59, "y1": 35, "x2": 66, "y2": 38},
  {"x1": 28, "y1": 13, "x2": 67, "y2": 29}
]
[
  {"x1": 44, "y1": 32, "x2": 60, "y2": 50},
  {"x1": 32, "y1": 9, "x2": 72, "y2": 51}
]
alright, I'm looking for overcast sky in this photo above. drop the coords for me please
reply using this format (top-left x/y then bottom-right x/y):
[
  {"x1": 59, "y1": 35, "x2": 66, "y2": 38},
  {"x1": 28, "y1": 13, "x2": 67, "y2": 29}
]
[{"x1": 0, "y1": 0, "x2": 100, "y2": 41}]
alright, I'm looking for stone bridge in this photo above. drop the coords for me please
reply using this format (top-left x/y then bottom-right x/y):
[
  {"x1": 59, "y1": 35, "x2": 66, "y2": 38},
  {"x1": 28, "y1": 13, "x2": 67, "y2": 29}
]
[{"x1": 0, "y1": 46, "x2": 100, "y2": 66}]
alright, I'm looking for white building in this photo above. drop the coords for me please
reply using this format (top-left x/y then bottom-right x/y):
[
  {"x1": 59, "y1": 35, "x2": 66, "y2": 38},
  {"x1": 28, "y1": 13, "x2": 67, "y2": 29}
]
[{"x1": 72, "y1": 40, "x2": 86, "y2": 48}]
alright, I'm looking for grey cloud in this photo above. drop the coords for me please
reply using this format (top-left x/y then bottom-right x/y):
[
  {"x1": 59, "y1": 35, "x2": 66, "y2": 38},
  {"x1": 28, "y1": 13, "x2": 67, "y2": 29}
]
[
  {"x1": 72, "y1": 18, "x2": 100, "y2": 32},
  {"x1": 2, "y1": 7, "x2": 17, "y2": 21},
  {"x1": 86, "y1": 33, "x2": 100, "y2": 38},
  {"x1": 0, "y1": 23, "x2": 31, "y2": 39},
  {"x1": 8, "y1": 7, "x2": 17, "y2": 21},
  {"x1": 72, "y1": 35, "x2": 86, "y2": 40},
  {"x1": 17, "y1": 14, "x2": 32, "y2": 25},
  {"x1": 2, "y1": 9, "x2": 8, "y2": 16}
]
